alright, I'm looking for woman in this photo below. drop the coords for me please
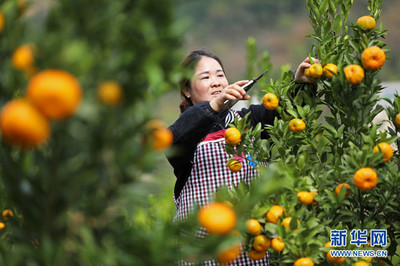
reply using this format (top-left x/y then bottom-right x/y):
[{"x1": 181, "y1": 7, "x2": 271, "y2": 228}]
[{"x1": 167, "y1": 50, "x2": 314, "y2": 265}]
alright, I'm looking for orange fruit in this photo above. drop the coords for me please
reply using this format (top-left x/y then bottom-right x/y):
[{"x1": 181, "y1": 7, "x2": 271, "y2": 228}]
[
  {"x1": 0, "y1": 99, "x2": 50, "y2": 148},
  {"x1": 0, "y1": 222, "x2": 5, "y2": 231},
  {"x1": 395, "y1": 113, "x2": 400, "y2": 128},
  {"x1": 252, "y1": 235, "x2": 271, "y2": 252},
  {"x1": 266, "y1": 205, "x2": 285, "y2": 224},
  {"x1": 354, "y1": 262, "x2": 369, "y2": 266},
  {"x1": 12, "y1": 44, "x2": 34, "y2": 70},
  {"x1": 97, "y1": 81, "x2": 123, "y2": 106},
  {"x1": 26, "y1": 69, "x2": 82, "y2": 120},
  {"x1": 353, "y1": 167, "x2": 378, "y2": 190},
  {"x1": 198, "y1": 202, "x2": 236, "y2": 235},
  {"x1": 325, "y1": 244, "x2": 345, "y2": 264},
  {"x1": 373, "y1": 142, "x2": 393, "y2": 162},
  {"x1": 262, "y1": 93, "x2": 279, "y2": 110},
  {"x1": 247, "y1": 250, "x2": 266, "y2": 260},
  {"x1": 152, "y1": 128, "x2": 173, "y2": 151},
  {"x1": 271, "y1": 236, "x2": 285, "y2": 253},
  {"x1": 323, "y1": 63, "x2": 338, "y2": 78},
  {"x1": 143, "y1": 119, "x2": 173, "y2": 151},
  {"x1": 334, "y1": 183, "x2": 351, "y2": 197},
  {"x1": 326, "y1": 251, "x2": 345, "y2": 264},
  {"x1": 308, "y1": 64, "x2": 323, "y2": 79},
  {"x1": 0, "y1": 11, "x2": 4, "y2": 33},
  {"x1": 2, "y1": 209, "x2": 14, "y2": 221},
  {"x1": 281, "y1": 217, "x2": 300, "y2": 230},
  {"x1": 294, "y1": 257, "x2": 314, "y2": 266},
  {"x1": 356, "y1": 16, "x2": 376, "y2": 30},
  {"x1": 227, "y1": 159, "x2": 242, "y2": 173},
  {"x1": 361, "y1": 46, "x2": 385, "y2": 70},
  {"x1": 246, "y1": 218, "x2": 262, "y2": 236},
  {"x1": 289, "y1": 118, "x2": 306, "y2": 133},
  {"x1": 344, "y1": 65, "x2": 365, "y2": 85},
  {"x1": 297, "y1": 191, "x2": 314, "y2": 205},
  {"x1": 216, "y1": 242, "x2": 241, "y2": 264},
  {"x1": 225, "y1": 127, "x2": 241, "y2": 146}
]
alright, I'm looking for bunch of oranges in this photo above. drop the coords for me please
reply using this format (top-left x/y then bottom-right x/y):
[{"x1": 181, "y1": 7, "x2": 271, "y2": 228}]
[
  {"x1": 0, "y1": 69, "x2": 82, "y2": 149},
  {"x1": 0, "y1": 209, "x2": 14, "y2": 233},
  {"x1": 303, "y1": 15, "x2": 385, "y2": 87}
]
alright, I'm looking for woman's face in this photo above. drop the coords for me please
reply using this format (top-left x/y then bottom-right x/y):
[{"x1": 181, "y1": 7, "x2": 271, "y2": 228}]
[{"x1": 187, "y1": 56, "x2": 229, "y2": 104}]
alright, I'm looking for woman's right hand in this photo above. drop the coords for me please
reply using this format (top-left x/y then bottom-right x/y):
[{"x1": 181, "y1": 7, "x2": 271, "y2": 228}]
[{"x1": 210, "y1": 80, "x2": 250, "y2": 112}]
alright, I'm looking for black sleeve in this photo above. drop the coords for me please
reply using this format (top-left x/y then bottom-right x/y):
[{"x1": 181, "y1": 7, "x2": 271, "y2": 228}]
[
  {"x1": 167, "y1": 101, "x2": 219, "y2": 198},
  {"x1": 237, "y1": 104, "x2": 279, "y2": 139}
]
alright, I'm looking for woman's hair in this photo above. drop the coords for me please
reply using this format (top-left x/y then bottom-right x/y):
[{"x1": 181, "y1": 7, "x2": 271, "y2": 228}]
[{"x1": 179, "y1": 50, "x2": 225, "y2": 113}]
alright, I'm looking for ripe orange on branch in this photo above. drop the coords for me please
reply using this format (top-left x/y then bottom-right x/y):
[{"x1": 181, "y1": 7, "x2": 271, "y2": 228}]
[
  {"x1": 2, "y1": 209, "x2": 14, "y2": 221},
  {"x1": 372, "y1": 142, "x2": 393, "y2": 162},
  {"x1": 245, "y1": 218, "x2": 262, "y2": 236},
  {"x1": 0, "y1": 99, "x2": 50, "y2": 148},
  {"x1": 198, "y1": 202, "x2": 236, "y2": 235},
  {"x1": 289, "y1": 118, "x2": 306, "y2": 133},
  {"x1": 224, "y1": 127, "x2": 241, "y2": 146},
  {"x1": 395, "y1": 113, "x2": 400, "y2": 127},
  {"x1": 27, "y1": 69, "x2": 82, "y2": 120},
  {"x1": 308, "y1": 64, "x2": 323, "y2": 79},
  {"x1": 252, "y1": 235, "x2": 271, "y2": 252},
  {"x1": 216, "y1": 242, "x2": 241, "y2": 264},
  {"x1": 247, "y1": 250, "x2": 267, "y2": 260},
  {"x1": 262, "y1": 93, "x2": 279, "y2": 110},
  {"x1": 97, "y1": 81, "x2": 123, "y2": 106},
  {"x1": 271, "y1": 236, "x2": 285, "y2": 253},
  {"x1": 227, "y1": 159, "x2": 242, "y2": 173},
  {"x1": 326, "y1": 250, "x2": 345, "y2": 264},
  {"x1": 361, "y1": 46, "x2": 385, "y2": 70},
  {"x1": 323, "y1": 63, "x2": 338, "y2": 78},
  {"x1": 0, "y1": 12, "x2": 4, "y2": 33},
  {"x1": 334, "y1": 183, "x2": 351, "y2": 197},
  {"x1": 344, "y1": 65, "x2": 364, "y2": 85},
  {"x1": 353, "y1": 167, "x2": 378, "y2": 190},
  {"x1": 294, "y1": 257, "x2": 314, "y2": 266},
  {"x1": 281, "y1": 217, "x2": 300, "y2": 230},
  {"x1": 297, "y1": 191, "x2": 315, "y2": 205},
  {"x1": 266, "y1": 205, "x2": 285, "y2": 224},
  {"x1": 12, "y1": 44, "x2": 34, "y2": 70},
  {"x1": 144, "y1": 120, "x2": 173, "y2": 151},
  {"x1": 354, "y1": 262, "x2": 370, "y2": 266},
  {"x1": 151, "y1": 128, "x2": 173, "y2": 150},
  {"x1": 356, "y1": 15, "x2": 376, "y2": 30}
]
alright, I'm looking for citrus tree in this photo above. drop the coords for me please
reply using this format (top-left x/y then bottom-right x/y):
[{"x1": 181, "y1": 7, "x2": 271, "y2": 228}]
[
  {"x1": 0, "y1": 0, "x2": 195, "y2": 265},
  {"x1": 185, "y1": 0, "x2": 399, "y2": 265}
]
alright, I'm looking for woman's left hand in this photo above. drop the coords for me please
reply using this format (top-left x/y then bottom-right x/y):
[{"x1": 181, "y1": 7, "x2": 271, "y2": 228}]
[{"x1": 294, "y1": 57, "x2": 321, "y2": 83}]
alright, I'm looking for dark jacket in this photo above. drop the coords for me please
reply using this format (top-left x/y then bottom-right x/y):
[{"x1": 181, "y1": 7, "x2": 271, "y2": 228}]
[{"x1": 167, "y1": 101, "x2": 278, "y2": 199}]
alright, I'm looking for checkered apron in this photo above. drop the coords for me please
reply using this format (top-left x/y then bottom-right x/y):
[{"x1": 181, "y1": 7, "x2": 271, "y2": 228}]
[{"x1": 174, "y1": 110, "x2": 269, "y2": 265}]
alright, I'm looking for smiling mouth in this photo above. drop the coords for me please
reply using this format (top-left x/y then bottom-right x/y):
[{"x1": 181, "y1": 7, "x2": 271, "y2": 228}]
[{"x1": 212, "y1": 91, "x2": 221, "y2": 96}]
